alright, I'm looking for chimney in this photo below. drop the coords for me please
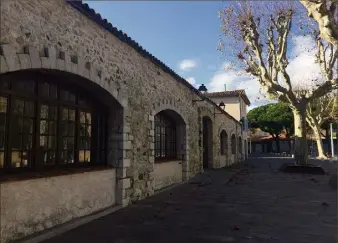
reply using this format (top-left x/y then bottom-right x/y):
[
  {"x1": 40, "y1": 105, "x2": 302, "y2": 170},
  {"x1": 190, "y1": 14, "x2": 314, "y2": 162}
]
[{"x1": 224, "y1": 84, "x2": 226, "y2": 91}]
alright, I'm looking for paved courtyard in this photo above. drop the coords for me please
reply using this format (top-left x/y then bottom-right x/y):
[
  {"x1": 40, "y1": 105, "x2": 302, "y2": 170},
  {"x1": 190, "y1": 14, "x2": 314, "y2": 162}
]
[{"x1": 41, "y1": 156, "x2": 337, "y2": 243}]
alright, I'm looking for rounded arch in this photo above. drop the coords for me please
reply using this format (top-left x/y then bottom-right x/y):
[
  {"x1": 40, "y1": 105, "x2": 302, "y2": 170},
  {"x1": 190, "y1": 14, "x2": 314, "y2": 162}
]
[
  {"x1": 0, "y1": 44, "x2": 127, "y2": 108},
  {"x1": 231, "y1": 134, "x2": 237, "y2": 155},
  {"x1": 152, "y1": 98, "x2": 188, "y2": 125}
]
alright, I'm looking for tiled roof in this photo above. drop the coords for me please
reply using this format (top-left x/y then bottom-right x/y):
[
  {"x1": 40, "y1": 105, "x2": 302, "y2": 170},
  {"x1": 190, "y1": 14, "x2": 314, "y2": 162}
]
[
  {"x1": 66, "y1": 1, "x2": 241, "y2": 124},
  {"x1": 206, "y1": 89, "x2": 251, "y2": 106}
]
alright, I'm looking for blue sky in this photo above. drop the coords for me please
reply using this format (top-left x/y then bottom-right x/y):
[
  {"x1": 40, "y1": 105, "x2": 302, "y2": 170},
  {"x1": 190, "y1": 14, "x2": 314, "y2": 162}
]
[
  {"x1": 85, "y1": 1, "x2": 321, "y2": 110},
  {"x1": 85, "y1": 1, "x2": 224, "y2": 86}
]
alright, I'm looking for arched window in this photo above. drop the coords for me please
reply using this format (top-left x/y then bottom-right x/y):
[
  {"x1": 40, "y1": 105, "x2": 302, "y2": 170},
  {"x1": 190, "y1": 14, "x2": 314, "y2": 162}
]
[
  {"x1": 154, "y1": 111, "x2": 176, "y2": 161},
  {"x1": 220, "y1": 130, "x2": 228, "y2": 155},
  {"x1": 0, "y1": 72, "x2": 107, "y2": 173},
  {"x1": 231, "y1": 134, "x2": 236, "y2": 155}
]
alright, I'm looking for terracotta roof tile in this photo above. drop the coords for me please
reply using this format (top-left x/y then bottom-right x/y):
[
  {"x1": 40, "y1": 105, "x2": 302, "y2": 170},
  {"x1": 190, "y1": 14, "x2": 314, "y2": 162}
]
[{"x1": 206, "y1": 89, "x2": 251, "y2": 105}]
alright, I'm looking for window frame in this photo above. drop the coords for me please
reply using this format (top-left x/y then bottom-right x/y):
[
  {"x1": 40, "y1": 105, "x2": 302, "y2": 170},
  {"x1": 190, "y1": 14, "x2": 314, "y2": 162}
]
[
  {"x1": 154, "y1": 112, "x2": 177, "y2": 162},
  {"x1": 0, "y1": 72, "x2": 108, "y2": 175}
]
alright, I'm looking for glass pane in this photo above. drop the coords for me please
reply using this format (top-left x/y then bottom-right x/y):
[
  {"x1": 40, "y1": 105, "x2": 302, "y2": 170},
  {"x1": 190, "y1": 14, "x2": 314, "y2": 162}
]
[
  {"x1": 60, "y1": 90, "x2": 69, "y2": 101},
  {"x1": 49, "y1": 84, "x2": 57, "y2": 99},
  {"x1": 67, "y1": 138, "x2": 74, "y2": 149},
  {"x1": 49, "y1": 106, "x2": 56, "y2": 120},
  {"x1": 48, "y1": 151, "x2": 56, "y2": 164},
  {"x1": 22, "y1": 135, "x2": 32, "y2": 149},
  {"x1": 85, "y1": 125, "x2": 91, "y2": 137},
  {"x1": 79, "y1": 150, "x2": 85, "y2": 162},
  {"x1": 48, "y1": 136, "x2": 56, "y2": 149},
  {"x1": 24, "y1": 101, "x2": 35, "y2": 117},
  {"x1": 79, "y1": 124, "x2": 85, "y2": 136},
  {"x1": 11, "y1": 134, "x2": 22, "y2": 150},
  {"x1": 69, "y1": 93, "x2": 76, "y2": 103},
  {"x1": 0, "y1": 152, "x2": 4, "y2": 168},
  {"x1": 68, "y1": 122, "x2": 75, "y2": 136},
  {"x1": 40, "y1": 136, "x2": 48, "y2": 148},
  {"x1": 13, "y1": 99, "x2": 24, "y2": 115},
  {"x1": 80, "y1": 112, "x2": 86, "y2": 123},
  {"x1": 85, "y1": 151, "x2": 90, "y2": 162},
  {"x1": 69, "y1": 110, "x2": 75, "y2": 121},
  {"x1": 40, "y1": 120, "x2": 48, "y2": 134},
  {"x1": 40, "y1": 105, "x2": 48, "y2": 119},
  {"x1": 61, "y1": 108, "x2": 68, "y2": 121},
  {"x1": 67, "y1": 151, "x2": 74, "y2": 163},
  {"x1": 23, "y1": 119, "x2": 34, "y2": 134},
  {"x1": 86, "y1": 113, "x2": 91, "y2": 124},
  {"x1": 12, "y1": 118, "x2": 23, "y2": 133},
  {"x1": 0, "y1": 114, "x2": 6, "y2": 132},
  {"x1": 21, "y1": 152, "x2": 29, "y2": 167},
  {"x1": 49, "y1": 121, "x2": 56, "y2": 135},
  {"x1": 0, "y1": 81, "x2": 9, "y2": 90},
  {"x1": 0, "y1": 97, "x2": 7, "y2": 113},
  {"x1": 0, "y1": 132, "x2": 4, "y2": 149},
  {"x1": 11, "y1": 151, "x2": 21, "y2": 168},
  {"x1": 61, "y1": 137, "x2": 67, "y2": 149},
  {"x1": 41, "y1": 82, "x2": 49, "y2": 97},
  {"x1": 60, "y1": 122, "x2": 68, "y2": 136}
]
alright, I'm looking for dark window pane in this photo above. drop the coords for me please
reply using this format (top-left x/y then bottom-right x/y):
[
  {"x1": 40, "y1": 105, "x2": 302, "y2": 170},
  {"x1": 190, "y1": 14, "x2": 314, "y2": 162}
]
[
  {"x1": 0, "y1": 97, "x2": 7, "y2": 113},
  {"x1": 48, "y1": 136, "x2": 56, "y2": 149},
  {"x1": 0, "y1": 131, "x2": 5, "y2": 149},
  {"x1": 48, "y1": 151, "x2": 56, "y2": 164},
  {"x1": 69, "y1": 93, "x2": 76, "y2": 103},
  {"x1": 0, "y1": 114, "x2": 6, "y2": 132},
  {"x1": 0, "y1": 80, "x2": 9, "y2": 90},
  {"x1": 22, "y1": 135, "x2": 32, "y2": 149},
  {"x1": 12, "y1": 117, "x2": 23, "y2": 133},
  {"x1": 67, "y1": 138, "x2": 74, "y2": 149},
  {"x1": 24, "y1": 101, "x2": 35, "y2": 117},
  {"x1": 86, "y1": 125, "x2": 91, "y2": 137},
  {"x1": 69, "y1": 110, "x2": 75, "y2": 121},
  {"x1": 60, "y1": 122, "x2": 68, "y2": 136},
  {"x1": 13, "y1": 99, "x2": 24, "y2": 115},
  {"x1": 61, "y1": 108, "x2": 68, "y2": 120},
  {"x1": 11, "y1": 151, "x2": 21, "y2": 168},
  {"x1": 49, "y1": 106, "x2": 57, "y2": 120},
  {"x1": 23, "y1": 119, "x2": 34, "y2": 134},
  {"x1": 80, "y1": 124, "x2": 85, "y2": 136},
  {"x1": 49, "y1": 84, "x2": 57, "y2": 99},
  {"x1": 0, "y1": 152, "x2": 4, "y2": 168},
  {"x1": 41, "y1": 82, "x2": 49, "y2": 97},
  {"x1": 60, "y1": 90, "x2": 69, "y2": 101},
  {"x1": 68, "y1": 122, "x2": 75, "y2": 136},
  {"x1": 86, "y1": 112, "x2": 91, "y2": 124},
  {"x1": 67, "y1": 151, "x2": 74, "y2": 163},
  {"x1": 49, "y1": 121, "x2": 56, "y2": 135}
]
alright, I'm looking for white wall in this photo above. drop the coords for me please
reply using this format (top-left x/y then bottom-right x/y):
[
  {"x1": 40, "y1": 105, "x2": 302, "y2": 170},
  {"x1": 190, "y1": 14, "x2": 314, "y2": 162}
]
[{"x1": 0, "y1": 169, "x2": 116, "y2": 243}]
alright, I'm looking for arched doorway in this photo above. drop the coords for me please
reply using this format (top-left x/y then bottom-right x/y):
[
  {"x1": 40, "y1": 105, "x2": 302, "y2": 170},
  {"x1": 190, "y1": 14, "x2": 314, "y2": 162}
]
[
  {"x1": 202, "y1": 116, "x2": 213, "y2": 168},
  {"x1": 238, "y1": 136, "x2": 242, "y2": 162},
  {"x1": 220, "y1": 130, "x2": 228, "y2": 166}
]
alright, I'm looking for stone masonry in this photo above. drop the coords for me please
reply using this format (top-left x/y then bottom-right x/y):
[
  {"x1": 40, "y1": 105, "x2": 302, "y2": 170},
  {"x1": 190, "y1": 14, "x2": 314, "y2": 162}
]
[{"x1": 0, "y1": 0, "x2": 245, "y2": 242}]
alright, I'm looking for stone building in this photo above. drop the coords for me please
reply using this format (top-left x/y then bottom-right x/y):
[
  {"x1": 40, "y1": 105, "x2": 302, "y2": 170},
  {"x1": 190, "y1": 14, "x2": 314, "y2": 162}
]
[
  {"x1": 0, "y1": 1, "x2": 244, "y2": 242},
  {"x1": 206, "y1": 89, "x2": 251, "y2": 160}
]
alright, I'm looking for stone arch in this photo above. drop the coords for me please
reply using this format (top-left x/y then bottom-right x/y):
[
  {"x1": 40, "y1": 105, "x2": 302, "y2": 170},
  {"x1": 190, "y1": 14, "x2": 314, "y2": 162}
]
[
  {"x1": 0, "y1": 44, "x2": 133, "y2": 207},
  {"x1": 238, "y1": 136, "x2": 243, "y2": 162},
  {"x1": 0, "y1": 44, "x2": 128, "y2": 108},
  {"x1": 149, "y1": 100, "x2": 189, "y2": 189}
]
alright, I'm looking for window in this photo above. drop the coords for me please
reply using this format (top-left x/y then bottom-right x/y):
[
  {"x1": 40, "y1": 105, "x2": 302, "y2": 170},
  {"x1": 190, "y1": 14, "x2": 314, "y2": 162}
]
[
  {"x1": 154, "y1": 112, "x2": 176, "y2": 161},
  {"x1": 0, "y1": 73, "x2": 107, "y2": 173},
  {"x1": 220, "y1": 130, "x2": 228, "y2": 155},
  {"x1": 231, "y1": 134, "x2": 236, "y2": 155}
]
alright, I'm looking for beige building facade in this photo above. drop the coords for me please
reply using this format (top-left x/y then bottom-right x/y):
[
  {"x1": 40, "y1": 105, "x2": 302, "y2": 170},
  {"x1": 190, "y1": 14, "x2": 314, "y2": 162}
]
[
  {"x1": 0, "y1": 1, "x2": 244, "y2": 242},
  {"x1": 206, "y1": 90, "x2": 251, "y2": 160}
]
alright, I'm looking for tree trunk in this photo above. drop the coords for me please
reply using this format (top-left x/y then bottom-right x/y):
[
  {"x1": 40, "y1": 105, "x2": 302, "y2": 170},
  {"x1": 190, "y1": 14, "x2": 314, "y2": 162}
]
[
  {"x1": 312, "y1": 124, "x2": 326, "y2": 158},
  {"x1": 293, "y1": 109, "x2": 308, "y2": 165}
]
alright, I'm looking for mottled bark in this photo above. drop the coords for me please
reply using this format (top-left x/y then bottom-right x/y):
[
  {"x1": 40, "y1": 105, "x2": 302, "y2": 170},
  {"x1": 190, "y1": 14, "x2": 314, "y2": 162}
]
[
  {"x1": 300, "y1": 0, "x2": 338, "y2": 48},
  {"x1": 293, "y1": 108, "x2": 308, "y2": 164},
  {"x1": 312, "y1": 124, "x2": 326, "y2": 158}
]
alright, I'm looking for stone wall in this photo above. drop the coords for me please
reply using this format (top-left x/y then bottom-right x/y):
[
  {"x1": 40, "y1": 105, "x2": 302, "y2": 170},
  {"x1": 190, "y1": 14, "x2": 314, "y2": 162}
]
[
  {"x1": 0, "y1": 0, "x2": 244, "y2": 241},
  {"x1": 0, "y1": 169, "x2": 116, "y2": 243}
]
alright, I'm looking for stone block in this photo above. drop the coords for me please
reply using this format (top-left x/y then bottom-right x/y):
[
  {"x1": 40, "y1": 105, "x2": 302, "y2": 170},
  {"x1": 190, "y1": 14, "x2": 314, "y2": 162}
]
[
  {"x1": 118, "y1": 178, "x2": 131, "y2": 189},
  {"x1": 1, "y1": 44, "x2": 20, "y2": 71},
  {"x1": 123, "y1": 141, "x2": 132, "y2": 150},
  {"x1": 47, "y1": 46, "x2": 57, "y2": 69},
  {"x1": 56, "y1": 59, "x2": 65, "y2": 71},
  {"x1": 116, "y1": 168, "x2": 126, "y2": 178},
  {"x1": 28, "y1": 46, "x2": 41, "y2": 69},
  {"x1": 118, "y1": 159, "x2": 131, "y2": 168},
  {"x1": 41, "y1": 57, "x2": 51, "y2": 69},
  {"x1": 0, "y1": 56, "x2": 8, "y2": 73},
  {"x1": 18, "y1": 54, "x2": 31, "y2": 69}
]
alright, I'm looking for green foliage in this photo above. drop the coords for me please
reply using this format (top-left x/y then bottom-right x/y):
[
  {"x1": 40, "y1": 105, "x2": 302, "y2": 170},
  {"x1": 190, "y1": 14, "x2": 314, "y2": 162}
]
[{"x1": 247, "y1": 102, "x2": 293, "y2": 137}]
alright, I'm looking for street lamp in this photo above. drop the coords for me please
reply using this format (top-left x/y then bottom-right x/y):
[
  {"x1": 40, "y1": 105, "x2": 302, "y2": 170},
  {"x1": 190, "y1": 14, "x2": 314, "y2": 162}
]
[
  {"x1": 192, "y1": 84, "x2": 208, "y2": 103},
  {"x1": 214, "y1": 101, "x2": 226, "y2": 116}
]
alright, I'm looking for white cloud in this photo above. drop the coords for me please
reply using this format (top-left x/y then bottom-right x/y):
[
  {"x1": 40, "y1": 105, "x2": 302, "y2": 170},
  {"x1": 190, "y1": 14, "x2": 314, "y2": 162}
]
[
  {"x1": 179, "y1": 59, "x2": 198, "y2": 71},
  {"x1": 186, "y1": 77, "x2": 197, "y2": 86},
  {"x1": 207, "y1": 35, "x2": 328, "y2": 108}
]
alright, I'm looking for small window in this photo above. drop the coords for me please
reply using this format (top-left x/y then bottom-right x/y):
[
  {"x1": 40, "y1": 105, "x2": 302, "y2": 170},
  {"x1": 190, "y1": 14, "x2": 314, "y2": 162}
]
[
  {"x1": 154, "y1": 112, "x2": 176, "y2": 161},
  {"x1": 220, "y1": 130, "x2": 228, "y2": 155}
]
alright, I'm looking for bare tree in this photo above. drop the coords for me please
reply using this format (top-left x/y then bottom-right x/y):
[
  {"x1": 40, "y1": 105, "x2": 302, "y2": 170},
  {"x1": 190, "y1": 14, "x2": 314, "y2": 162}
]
[
  {"x1": 218, "y1": 1, "x2": 338, "y2": 164},
  {"x1": 300, "y1": 0, "x2": 338, "y2": 48},
  {"x1": 306, "y1": 92, "x2": 335, "y2": 158}
]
